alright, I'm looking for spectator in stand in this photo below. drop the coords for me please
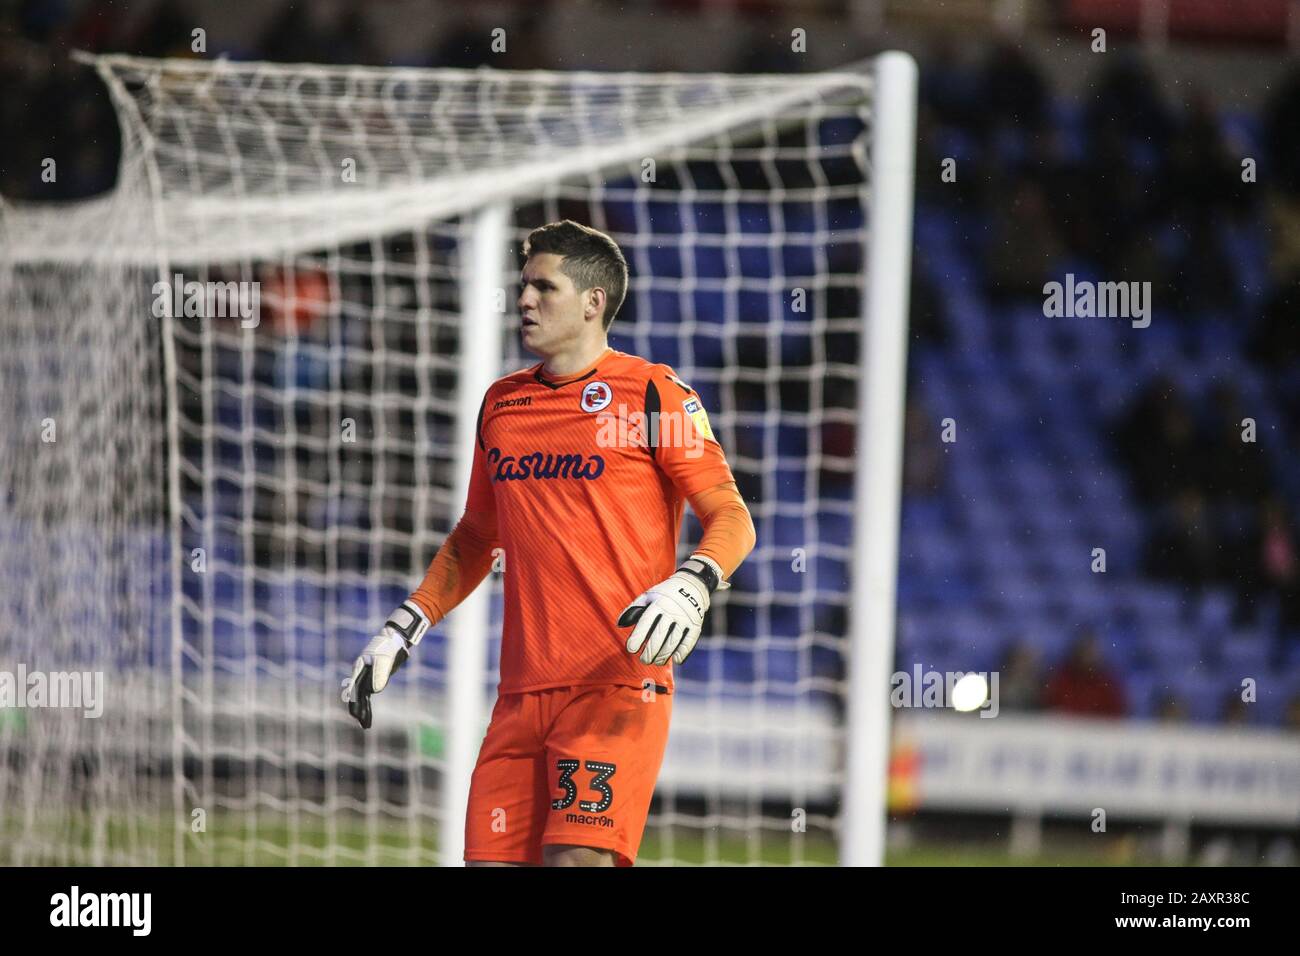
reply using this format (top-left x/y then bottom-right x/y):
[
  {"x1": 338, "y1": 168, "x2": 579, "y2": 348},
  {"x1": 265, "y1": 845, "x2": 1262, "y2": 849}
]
[
  {"x1": 818, "y1": 375, "x2": 856, "y2": 502},
  {"x1": 1250, "y1": 274, "x2": 1300, "y2": 372},
  {"x1": 978, "y1": 37, "x2": 1049, "y2": 136},
  {"x1": 1260, "y1": 499, "x2": 1300, "y2": 618},
  {"x1": 260, "y1": 2, "x2": 379, "y2": 66},
  {"x1": 1243, "y1": 498, "x2": 1300, "y2": 668},
  {"x1": 1085, "y1": 52, "x2": 1174, "y2": 150},
  {"x1": 996, "y1": 641, "x2": 1044, "y2": 713},
  {"x1": 1043, "y1": 630, "x2": 1126, "y2": 718},
  {"x1": 1161, "y1": 88, "x2": 1249, "y2": 311},
  {"x1": 984, "y1": 179, "x2": 1064, "y2": 303},
  {"x1": 908, "y1": 259, "x2": 949, "y2": 348},
  {"x1": 1144, "y1": 488, "x2": 1218, "y2": 602},
  {"x1": 1264, "y1": 64, "x2": 1300, "y2": 197},
  {"x1": 901, "y1": 394, "x2": 944, "y2": 498},
  {"x1": 1076, "y1": 54, "x2": 1171, "y2": 274},
  {"x1": 1220, "y1": 692, "x2": 1252, "y2": 727},
  {"x1": 1163, "y1": 88, "x2": 1248, "y2": 220},
  {"x1": 1263, "y1": 64, "x2": 1300, "y2": 282},
  {"x1": 1203, "y1": 382, "x2": 1270, "y2": 511},
  {"x1": 1154, "y1": 692, "x2": 1188, "y2": 724},
  {"x1": 1202, "y1": 381, "x2": 1271, "y2": 613},
  {"x1": 1112, "y1": 376, "x2": 1203, "y2": 505},
  {"x1": 1284, "y1": 694, "x2": 1300, "y2": 733}
]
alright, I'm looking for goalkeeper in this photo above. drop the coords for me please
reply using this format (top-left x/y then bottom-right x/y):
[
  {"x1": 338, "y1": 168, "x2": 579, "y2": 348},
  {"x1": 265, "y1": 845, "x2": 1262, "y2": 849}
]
[{"x1": 343, "y1": 220, "x2": 755, "y2": 866}]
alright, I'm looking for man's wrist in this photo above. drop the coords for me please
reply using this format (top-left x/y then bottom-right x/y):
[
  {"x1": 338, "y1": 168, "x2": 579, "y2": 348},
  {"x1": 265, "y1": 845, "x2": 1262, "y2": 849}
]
[
  {"x1": 386, "y1": 601, "x2": 431, "y2": 647},
  {"x1": 678, "y1": 554, "x2": 728, "y2": 593}
]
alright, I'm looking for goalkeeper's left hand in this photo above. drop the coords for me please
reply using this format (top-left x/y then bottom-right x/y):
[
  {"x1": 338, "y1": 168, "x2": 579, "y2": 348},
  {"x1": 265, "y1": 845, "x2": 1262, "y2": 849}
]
[
  {"x1": 616, "y1": 556, "x2": 727, "y2": 666},
  {"x1": 341, "y1": 601, "x2": 430, "y2": 730}
]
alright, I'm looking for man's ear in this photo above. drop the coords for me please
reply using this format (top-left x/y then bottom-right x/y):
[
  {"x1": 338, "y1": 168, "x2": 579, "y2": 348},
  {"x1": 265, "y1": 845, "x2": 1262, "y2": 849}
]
[{"x1": 586, "y1": 287, "x2": 607, "y2": 323}]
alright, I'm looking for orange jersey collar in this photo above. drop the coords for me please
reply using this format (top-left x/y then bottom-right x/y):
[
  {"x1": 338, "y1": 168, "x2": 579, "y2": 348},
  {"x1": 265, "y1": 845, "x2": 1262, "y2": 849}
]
[{"x1": 534, "y1": 346, "x2": 613, "y2": 389}]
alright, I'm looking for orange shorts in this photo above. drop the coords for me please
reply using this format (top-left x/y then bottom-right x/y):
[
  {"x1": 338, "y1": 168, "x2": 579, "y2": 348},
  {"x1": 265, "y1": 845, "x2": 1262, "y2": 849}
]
[{"x1": 463, "y1": 683, "x2": 672, "y2": 866}]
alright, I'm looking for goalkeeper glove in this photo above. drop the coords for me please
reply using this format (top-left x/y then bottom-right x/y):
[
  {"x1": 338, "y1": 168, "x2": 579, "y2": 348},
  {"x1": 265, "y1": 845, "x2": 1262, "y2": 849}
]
[
  {"x1": 341, "y1": 601, "x2": 430, "y2": 730},
  {"x1": 616, "y1": 556, "x2": 728, "y2": 666}
]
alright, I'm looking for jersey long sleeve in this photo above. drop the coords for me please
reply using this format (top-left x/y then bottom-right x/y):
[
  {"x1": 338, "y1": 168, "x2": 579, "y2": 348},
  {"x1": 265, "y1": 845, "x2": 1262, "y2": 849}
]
[
  {"x1": 687, "y1": 481, "x2": 756, "y2": 580},
  {"x1": 406, "y1": 399, "x2": 500, "y2": 624},
  {"x1": 407, "y1": 506, "x2": 499, "y2": 625}
]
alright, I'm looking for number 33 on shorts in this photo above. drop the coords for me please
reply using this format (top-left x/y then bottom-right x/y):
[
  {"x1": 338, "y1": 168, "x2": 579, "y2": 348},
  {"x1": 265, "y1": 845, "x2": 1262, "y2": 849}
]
[{"x1": 552, "y1": 759, "x2": 617, "y2": 813}]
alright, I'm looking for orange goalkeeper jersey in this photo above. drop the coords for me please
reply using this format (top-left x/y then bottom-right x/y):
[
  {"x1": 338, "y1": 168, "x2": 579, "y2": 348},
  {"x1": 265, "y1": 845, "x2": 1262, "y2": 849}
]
[{"x1": 466, "y1": 347, "x2": 737, "y2": 695}]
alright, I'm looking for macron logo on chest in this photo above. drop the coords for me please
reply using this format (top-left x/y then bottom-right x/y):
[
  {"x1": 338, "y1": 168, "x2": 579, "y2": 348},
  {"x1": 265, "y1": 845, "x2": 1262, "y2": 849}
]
[{"x1": 492, "y1": 395, "x2": 532, "y2": 411}]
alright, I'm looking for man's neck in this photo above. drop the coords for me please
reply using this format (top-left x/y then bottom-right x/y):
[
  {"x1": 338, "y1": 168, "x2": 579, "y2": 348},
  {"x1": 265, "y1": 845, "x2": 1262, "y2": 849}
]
[{"x1": 540, "y1": 339, "x2": 609, "y2": 378}]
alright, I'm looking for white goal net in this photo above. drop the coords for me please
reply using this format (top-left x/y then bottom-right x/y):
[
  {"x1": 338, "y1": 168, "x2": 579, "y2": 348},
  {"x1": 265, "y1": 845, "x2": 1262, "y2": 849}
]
[{"x1": 0, "y1": 53, "x2": 915, "y2": 866}]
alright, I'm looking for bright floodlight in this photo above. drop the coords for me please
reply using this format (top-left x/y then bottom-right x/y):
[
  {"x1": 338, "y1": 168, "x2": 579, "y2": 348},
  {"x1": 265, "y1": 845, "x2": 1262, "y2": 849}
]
[{"x1": 951, "y1": 673, "x2": 989, "y2": 713}]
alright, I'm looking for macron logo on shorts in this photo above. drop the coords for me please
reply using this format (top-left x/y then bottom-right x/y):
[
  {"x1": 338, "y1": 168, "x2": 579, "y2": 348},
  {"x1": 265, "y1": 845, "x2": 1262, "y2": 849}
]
[{"x1": 564, "y1": 812, "x2": 615, "y2": 828}]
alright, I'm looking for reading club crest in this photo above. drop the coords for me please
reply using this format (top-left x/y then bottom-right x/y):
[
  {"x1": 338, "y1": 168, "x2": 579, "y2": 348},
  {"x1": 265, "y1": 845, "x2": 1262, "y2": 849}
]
[{"x1": 581, "y1": 381, "x2": 612, "y2": 413}]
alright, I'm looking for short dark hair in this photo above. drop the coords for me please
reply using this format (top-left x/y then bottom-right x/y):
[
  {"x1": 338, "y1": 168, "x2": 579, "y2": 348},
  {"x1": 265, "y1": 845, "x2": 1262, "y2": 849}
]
[{"x1": 522, "y1": 220, "x2": 628, "y2": 330}]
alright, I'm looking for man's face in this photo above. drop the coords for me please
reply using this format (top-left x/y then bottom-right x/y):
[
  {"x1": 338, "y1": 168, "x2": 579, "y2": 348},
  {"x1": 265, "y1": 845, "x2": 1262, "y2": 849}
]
[{"x1": 518, "y1": 253, "x2": 599, "y2": 357}]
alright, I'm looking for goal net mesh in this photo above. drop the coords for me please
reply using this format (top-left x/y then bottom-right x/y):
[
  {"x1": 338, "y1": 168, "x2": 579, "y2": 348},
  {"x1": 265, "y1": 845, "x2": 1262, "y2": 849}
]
[{"x1": 0, "y1": 55, "x2": 874, "y2": 865}]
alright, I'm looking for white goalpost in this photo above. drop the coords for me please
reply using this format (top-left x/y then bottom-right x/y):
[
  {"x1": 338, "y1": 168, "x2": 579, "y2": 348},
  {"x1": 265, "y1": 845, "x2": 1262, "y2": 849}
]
[
  {"x1": 845, "y1": 51, "x2": 917, "y2": 866},
  {"x1": 0, "y1": 52, "x2": 915, "y2": 866}
]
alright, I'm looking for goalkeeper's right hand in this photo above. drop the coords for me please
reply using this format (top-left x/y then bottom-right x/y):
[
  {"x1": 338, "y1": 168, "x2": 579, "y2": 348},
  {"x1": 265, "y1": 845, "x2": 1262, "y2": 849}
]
[{"x1": 341, "y1": 601, "x2": 430, "y2": 730}]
